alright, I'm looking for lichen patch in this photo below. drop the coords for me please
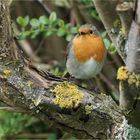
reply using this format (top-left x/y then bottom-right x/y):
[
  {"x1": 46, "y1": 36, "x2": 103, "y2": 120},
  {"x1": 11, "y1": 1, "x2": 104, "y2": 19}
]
[
  {"x1": 50, "y1": 82, "x2": 83, "y2": 109},
  {"x1": 117, "y1": 66, "x2": 128, "y2": 80},
  {"x1": 3, "y1": 69, "x2": 12, "y2": 78},
  {"x1": 85, "y1": 104, "x2": 92, "y2": 115},
  {"x1": 117, "y1": 66, "x2": 140, "y2": 87}
]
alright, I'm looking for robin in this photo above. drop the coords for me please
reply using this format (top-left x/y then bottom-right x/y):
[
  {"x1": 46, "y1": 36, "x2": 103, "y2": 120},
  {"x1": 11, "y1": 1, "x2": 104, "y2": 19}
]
[{"x1": 66, "y1": 24, "x2": 106, "y2": 79}]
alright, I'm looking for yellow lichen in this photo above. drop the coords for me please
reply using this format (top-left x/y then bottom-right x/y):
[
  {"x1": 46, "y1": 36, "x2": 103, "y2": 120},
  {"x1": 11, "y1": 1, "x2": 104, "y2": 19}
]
[
  {"x1": 128, "y1": 73, "x2": 136, "y2": 85},
  {"x1": 85, "y1": 104, "x2": 92, "y2": 115},
  {"x1": 3, "y1": 69, "x2": 12, "y2": 78},
  {"x1": 136, "y1": 81, "x2": 140, "y2": 87},
  {"x1": 20, "y1": 83, "x2": 24, "y2": 88},
  {"x1": 127, "y1": 72, "x2": 140, "y2": 87},
  {"x1": 50, "y1": 81, "x2": 83, "y2": 109},
  {"x1": 27, "y1": 80, "x2": 33, "y2": 87},
  {"x1": 117, "y1": 66, "x2": 128, "y2": 80},
  {"x1": 117, "y1": 66, "x2": 140, "y2": 87},
  {"x1": 23, "y1": 91, "x2": 27, "y2": 95}
]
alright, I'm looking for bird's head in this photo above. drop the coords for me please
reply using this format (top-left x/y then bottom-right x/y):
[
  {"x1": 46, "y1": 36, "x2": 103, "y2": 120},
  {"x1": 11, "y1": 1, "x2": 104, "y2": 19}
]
[{"x1": 78, "y1": 24, "x2": 99, "y2": 36}]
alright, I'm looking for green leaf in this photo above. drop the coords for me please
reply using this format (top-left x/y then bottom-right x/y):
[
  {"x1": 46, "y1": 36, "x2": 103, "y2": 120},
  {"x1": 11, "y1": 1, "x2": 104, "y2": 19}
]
[
  {"x1": 65, "y1": 23, "x2": 71, "y2": 29},
  {"x1": 103, "y1": 38, "x2": 111, "y2": 49},
  {"x1": 40, "y1": 24, "x2": 45, "y2": 30},
  {"x1": 17, "y1": 17, "x2": 25, "y2": 27},
  {"x1": 49, "y1": 12, "x2": 57, "y2": 23},
  {"x1": 18, "y1": 31, "x2": 31, "y2": 39},
  {"x1": 30, "y1": 18, "x2": 40, "y2": 28},
  {"x1": 44, "y1": 30, "x2": 53, "y2": 37},
  {"x1": 68, "y1": 137, "x2": 77, "y2": 140},
  {"x1": 16, "y1": 16, "x2": 29, "y2": 27},
  {"x1": 57, "y1": 28, "x2": 65, "y2": 37},
  {"x1": 17, "y1": 16, "x2": 24, "y2": 25},
  {"x1": 66, "y1": 34, "x2": 72, "y2": 41},
  {"x1": 102, "y1": 31, "x2": 107, "y2": 38},
  {"x1": 70, "y1": 27, "x2": 78, "y2": 34},
  {"x1": 24, "y1": 16, "x2": 29, "y2": 27},
  {"x1": 58, "y1": 19, "x2": 64, "y2": 27},
  {"x1": 30, "y1": 29, "x2": 40, "y2": 39},
  {"x1": 91, "y1": 10, "x2": 100, "y2": 21},
  {"x1": 108, "y1": 43, "x2": 116, "y2": 54},
  {"x1": 47, "y1": 133, "x2": 57, "y2": 140},
  {"x1": 39, "y1": 15, "x2": 48, "y2": 25}
]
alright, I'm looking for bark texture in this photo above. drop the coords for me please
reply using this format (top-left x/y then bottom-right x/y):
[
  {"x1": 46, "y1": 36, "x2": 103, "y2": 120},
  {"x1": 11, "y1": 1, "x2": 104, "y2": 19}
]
[
  {"x1": 126, "y1": 0, "x2": 140, "y2": 73},
  {"x1": 0, "y1": 0, "x2": 123, "y2": 139},
  {"x1": 0, "y1": 0, "x2": 17, "y2": 61},
  {"x1": 1, "y1": 0, "x2": 140, "y2": 139},
  {"x1": 0, "y1": 63, "x2": 122, "y2": 139},
  {"x1": 93, "y1": 0, "x2": 140, "y2": 138}
]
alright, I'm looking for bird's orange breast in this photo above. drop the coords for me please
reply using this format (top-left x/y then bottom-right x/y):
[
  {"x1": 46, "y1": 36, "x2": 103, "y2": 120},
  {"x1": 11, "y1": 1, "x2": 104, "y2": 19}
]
[{"x1": 73, "y1": 35, "x2": 106, "y2": 63}]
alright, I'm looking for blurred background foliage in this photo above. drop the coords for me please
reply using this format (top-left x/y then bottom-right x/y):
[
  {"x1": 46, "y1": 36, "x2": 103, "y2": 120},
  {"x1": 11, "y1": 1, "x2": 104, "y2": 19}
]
[{"x1": 0, "y1": 0, "x2": 123, "y2": 139}]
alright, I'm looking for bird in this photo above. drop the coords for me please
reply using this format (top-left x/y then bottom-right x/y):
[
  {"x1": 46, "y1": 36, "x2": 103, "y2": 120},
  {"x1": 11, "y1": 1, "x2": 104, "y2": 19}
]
[{"x1": 66, "y1": 24, "x2": 106, "y2": 79}]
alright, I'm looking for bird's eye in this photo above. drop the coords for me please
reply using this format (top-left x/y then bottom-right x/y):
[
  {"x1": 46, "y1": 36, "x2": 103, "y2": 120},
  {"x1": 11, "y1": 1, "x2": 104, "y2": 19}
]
[
  {"x1": 81, "y1": 32, "x2": 85, "y2": 35},
  {"x1": 89, "y1": 30, "x2": 93, "y2": 34},
  {"x1": 78, "y1": 32, "x2": 85, "y2": 35}
]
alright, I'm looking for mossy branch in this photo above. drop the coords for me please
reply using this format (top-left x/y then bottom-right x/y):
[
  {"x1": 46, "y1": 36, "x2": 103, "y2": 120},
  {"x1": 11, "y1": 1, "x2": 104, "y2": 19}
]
[
  {"x1": 93, "y1": 0, "x2": 140, "y2": 129},
  {"x1": 117, "y1": 66, "x2": 140, "y2": 128},
  {"x1": 0, "y1": 62, "x2": 121, "y2": 139},
  {"x1": 3, "y1": 0, "x2": 140, "y2": 138}
]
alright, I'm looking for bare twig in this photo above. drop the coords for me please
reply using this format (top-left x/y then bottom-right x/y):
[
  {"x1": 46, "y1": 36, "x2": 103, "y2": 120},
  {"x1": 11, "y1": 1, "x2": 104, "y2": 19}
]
[
  {"x1": 100, "y1": 73, "x2": 119, "y2": 104},
  {"x1": 0, "y1": 107, "x2": 27, "y2": 113},
  {"x1": 36, "y1": 0, "x2": 51, "y2": 15},
  {"x1": 8, "y1": 133, "x2": 50, "y2": 139}
]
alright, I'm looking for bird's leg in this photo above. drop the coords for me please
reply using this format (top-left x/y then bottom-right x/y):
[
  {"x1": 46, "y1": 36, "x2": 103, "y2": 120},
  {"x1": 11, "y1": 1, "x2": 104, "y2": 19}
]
[
  {"x1": 63, "y1": 71, "x2": 78, "y2": 83},
  {"x1": 86, "y1": 78, "x2": 100, "y2": 93}
]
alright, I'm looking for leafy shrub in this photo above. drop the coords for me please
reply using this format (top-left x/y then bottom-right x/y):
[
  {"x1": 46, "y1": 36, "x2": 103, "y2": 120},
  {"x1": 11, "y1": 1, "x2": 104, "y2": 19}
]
[
  {"x1": 16, "y1": 12, "x2": 80, "y2": 41},
  {"x1": 0, "y1": 111, "x2": 37, "y2": 139}
]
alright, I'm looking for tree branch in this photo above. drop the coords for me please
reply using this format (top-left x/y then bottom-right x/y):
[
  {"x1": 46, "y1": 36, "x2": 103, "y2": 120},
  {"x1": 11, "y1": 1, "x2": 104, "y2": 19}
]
[
  {"x1": 93, "y1": 0, "x2": 140, "y2": 130},
  {"x1": 126, "y1": 0, "x2": 140, "y2": 73},
  {"x1": 93, "y1": 0, "x2": 127, "y2": 61},
  {"x1": 0, "y1": 62, "x2": 121, "y2": 139},
  {"x1": 116, "y1": 2, "x2": 133, "y2": 36},
  {"x1": 93, "y1": 0, "x2": 119, "y2": 41},
  {"x1": 2, "y1": 0, "x2": 140, "y2": 138},
  {"x1": 0, "y1": 0, "x2": 17, "y2": 61}
]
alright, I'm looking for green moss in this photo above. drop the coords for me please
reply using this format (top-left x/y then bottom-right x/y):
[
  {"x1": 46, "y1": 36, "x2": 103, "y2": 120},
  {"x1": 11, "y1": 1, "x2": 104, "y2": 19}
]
[
  {"x1": 121, "y1": 25, "x2": 126, "y2": 35},
  {"x1": 113, "y1": 19, "x2": 120, "y2": 28},
  {"x1": 50, "y1": 81, "x2": 83, "y2": 109},
  {"x1": 85, "y1": 104, "x2": 92, "y2": 115}
]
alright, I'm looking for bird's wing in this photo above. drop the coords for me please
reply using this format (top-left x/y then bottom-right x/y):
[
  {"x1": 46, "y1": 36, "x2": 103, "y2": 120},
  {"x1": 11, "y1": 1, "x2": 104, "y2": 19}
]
[{"x1": 65, "y1": 37, "x2": 74, "y2": 64}]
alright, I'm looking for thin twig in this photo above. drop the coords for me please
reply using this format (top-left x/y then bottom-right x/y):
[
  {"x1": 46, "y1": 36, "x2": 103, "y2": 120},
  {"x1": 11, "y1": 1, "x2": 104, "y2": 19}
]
[
  {"x1": 0, "y1": 107, "x2": 27, "y2": 113},
  {"x1": 100, "y1": 73, "x2": 119, "y2": 104}
]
